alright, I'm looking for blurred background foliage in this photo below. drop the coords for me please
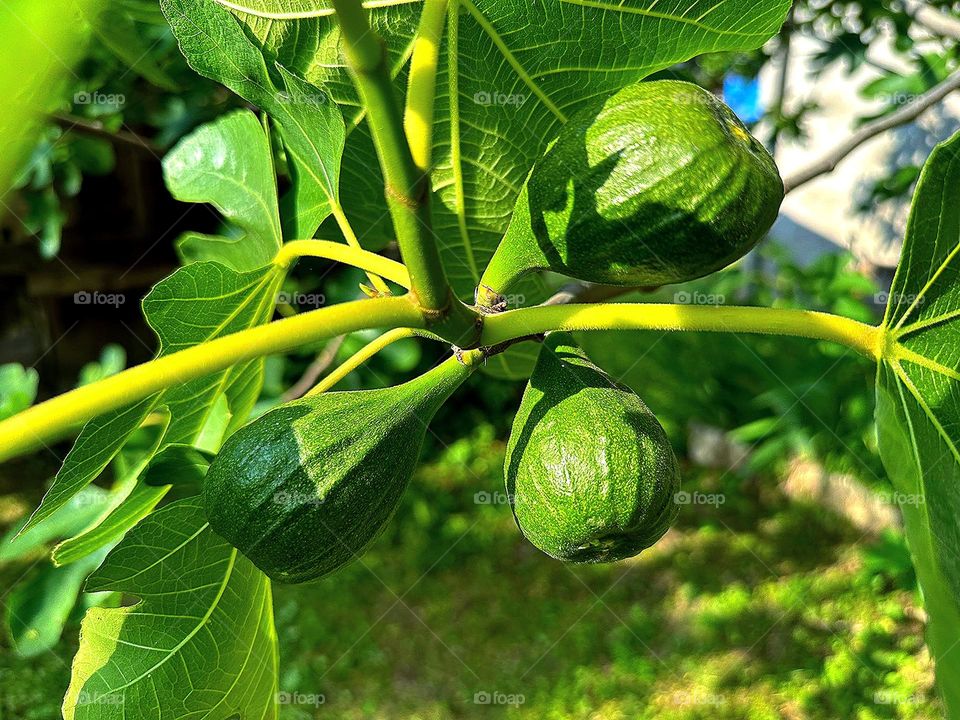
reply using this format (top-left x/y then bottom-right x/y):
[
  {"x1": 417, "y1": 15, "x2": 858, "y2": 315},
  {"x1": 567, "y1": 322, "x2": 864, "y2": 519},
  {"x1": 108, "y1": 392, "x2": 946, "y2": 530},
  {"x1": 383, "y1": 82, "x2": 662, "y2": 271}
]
[{"x1": 2, "y1": 0, "x2": 960, "y2": 717}]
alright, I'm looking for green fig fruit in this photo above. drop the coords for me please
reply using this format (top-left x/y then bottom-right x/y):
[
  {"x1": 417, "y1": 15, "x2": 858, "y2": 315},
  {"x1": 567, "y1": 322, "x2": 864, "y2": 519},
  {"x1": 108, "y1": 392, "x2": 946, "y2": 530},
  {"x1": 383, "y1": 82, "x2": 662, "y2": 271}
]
[
  {"x1": 204, "y1": 356, "x2": 473, "y2": 583},
  {"x1": 478, "y1": 80, "x2": 783, "y2": 308},
  {"x1": 505, "y1": 333, "x2": 680, "y2": 562}
]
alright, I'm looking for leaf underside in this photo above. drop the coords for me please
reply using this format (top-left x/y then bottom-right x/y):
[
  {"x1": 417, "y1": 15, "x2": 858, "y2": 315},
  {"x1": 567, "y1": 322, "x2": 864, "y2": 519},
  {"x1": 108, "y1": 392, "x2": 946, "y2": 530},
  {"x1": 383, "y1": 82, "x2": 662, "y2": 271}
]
[
  {"x1": 62, "y1": 498, "x2": 278, "y2": 720},
  {"x1": 876, "y1": 131, "x2": 960, "y2": 715},
  {"x1": 164, "y1": 109, "x2": 283, "y2": 271}
]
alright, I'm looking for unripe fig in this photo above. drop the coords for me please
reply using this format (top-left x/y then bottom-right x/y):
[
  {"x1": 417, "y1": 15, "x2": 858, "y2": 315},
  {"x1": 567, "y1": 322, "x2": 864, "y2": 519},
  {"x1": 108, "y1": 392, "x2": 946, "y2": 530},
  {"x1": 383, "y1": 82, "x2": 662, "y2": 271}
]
[
  {"x1": 478, "y1": 80, "x2": 783, "y2": 308},
  {"x1": 204, "y1": 356, "x2": 473, "y2": 583},
  {"x1": 505, "y1": 333, "x2": 680, "y2": 562}
]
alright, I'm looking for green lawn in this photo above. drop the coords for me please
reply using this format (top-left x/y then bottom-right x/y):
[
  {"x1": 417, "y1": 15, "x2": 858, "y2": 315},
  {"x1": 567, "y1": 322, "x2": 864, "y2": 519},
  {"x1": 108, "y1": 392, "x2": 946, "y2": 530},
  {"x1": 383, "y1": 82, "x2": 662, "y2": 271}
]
[{"x1": 0, "y1": 424, "x2": 940, "y2": 719}]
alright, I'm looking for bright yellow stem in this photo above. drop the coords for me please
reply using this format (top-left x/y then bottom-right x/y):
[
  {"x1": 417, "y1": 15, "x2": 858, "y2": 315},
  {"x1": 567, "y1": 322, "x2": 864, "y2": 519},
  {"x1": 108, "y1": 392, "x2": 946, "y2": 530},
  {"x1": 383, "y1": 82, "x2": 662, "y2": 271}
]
[
  {"x1": 0, "y1": 297, "x2": 424, "y2": 462},
  {"x1": 328, "y1": 205, "x2": 393, "y2": 294},
  {"x1": 481, "y1": 304, "x2": 883, "y2": 359},
  {"x1": 0, "y1": 297, "x2": 884, "y2": 465},
  {"x1": 308, "y1": 327, "x2": 419, "y2": 395},
  {"x1": 275, "y1": 240, "x2": 410, "y2": 289},
  {"x1": 405, "y1": 0, "x2": 448, "y2": 172}
]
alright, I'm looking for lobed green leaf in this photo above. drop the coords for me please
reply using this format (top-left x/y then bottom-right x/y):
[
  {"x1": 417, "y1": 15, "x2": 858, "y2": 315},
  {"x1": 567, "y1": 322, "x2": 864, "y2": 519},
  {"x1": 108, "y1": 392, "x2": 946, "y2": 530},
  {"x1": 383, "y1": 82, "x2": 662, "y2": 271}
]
[
  {"x1": 62, "y1": 498, "x2": 278, "y2": 720},
  {"x1": 164, "y1": 110, "x2": 283, "y2": 271},
  {"x1": 876, "y1": 130, "x2": 960, "y2": 715}
]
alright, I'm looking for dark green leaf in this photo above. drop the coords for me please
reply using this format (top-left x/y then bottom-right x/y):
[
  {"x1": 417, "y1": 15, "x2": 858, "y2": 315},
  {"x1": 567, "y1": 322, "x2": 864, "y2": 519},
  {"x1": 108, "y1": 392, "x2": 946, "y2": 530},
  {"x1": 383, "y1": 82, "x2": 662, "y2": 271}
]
[
  {"x1": 63, "y1": 498, "x2": 278, "y2": 720},
  {"x1": 140, "y1": 443, "x2": 214, "y2": 490},
  {"x1": 6, "y1": 547, "x2": 111, "y2": 658}
]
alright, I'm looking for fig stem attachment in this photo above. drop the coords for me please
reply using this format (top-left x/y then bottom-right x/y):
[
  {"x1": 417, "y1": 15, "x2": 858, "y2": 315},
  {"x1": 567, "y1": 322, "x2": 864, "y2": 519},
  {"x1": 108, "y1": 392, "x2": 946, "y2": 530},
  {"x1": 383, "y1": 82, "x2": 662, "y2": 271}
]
[{"x1": 307, "y1": 328, "x2": 425, "y2": 396}]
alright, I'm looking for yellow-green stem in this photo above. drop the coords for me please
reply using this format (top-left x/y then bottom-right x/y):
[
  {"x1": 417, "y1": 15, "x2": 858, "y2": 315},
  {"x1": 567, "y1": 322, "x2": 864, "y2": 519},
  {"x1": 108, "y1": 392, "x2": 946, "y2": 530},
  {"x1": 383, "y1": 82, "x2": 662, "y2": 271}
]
[
  {"x1": 328, "y1": 204, "x2": 392, "y2": 294},
  {"x1": 275, "y1": 239, "x2": 410, "y2": 288},
  {"x1": 481, "y1": 304, "x2": 883, "y2": 359},
  {"x1": 404, "y1": 0, "x2": 448, "y2": 172},
  {"x1": 332, "y1": 0, "x2": 480, "y2": 347},
  {"x1": 0, "y1": 297, "x2": 424, "y2": 462},
  {"x1": 0, "y1": 301, "x2": 884, "y2": 464},
  {"x1": 308, "y1": 327, "x2": 420, "y2": 395}
]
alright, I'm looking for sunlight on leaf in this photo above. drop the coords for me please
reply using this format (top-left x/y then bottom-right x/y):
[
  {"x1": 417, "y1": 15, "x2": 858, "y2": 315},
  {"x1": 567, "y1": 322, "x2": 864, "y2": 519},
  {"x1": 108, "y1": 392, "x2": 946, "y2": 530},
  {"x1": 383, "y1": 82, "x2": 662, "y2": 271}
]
[
  {"x1": 162, "y1": 0, "x2": 348, "y2": 239},
  {"x1": 218, "y1": 0, "x2": 792, "y2": 299},
  {"x1": 206, "y1": 0, "x2": 791, "y2": 378},
  {"x1": 164, "y1": 109, "x2": 282, "y2": 271},
  {"x1": 876, "y1": 130, "x2": 960, "y2": 715},
  {"x1": 62, "y1": 498, "x2": 278, "y2": 720}
]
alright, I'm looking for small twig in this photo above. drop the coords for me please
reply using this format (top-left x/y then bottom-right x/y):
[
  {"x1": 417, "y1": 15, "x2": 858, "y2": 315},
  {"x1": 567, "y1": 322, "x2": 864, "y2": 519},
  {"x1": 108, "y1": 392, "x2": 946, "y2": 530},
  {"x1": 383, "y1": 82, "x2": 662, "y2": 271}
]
[
  {"x1": 782, "y1": 68, "x2": 960, "y2": 194},
  {"x1": 52, "y1": 113, "x2": 164, "y2": 156},
  {"x1": 769, "y1": 5, "x2": 794, "y2": 155},
  {"x1": 281, "y1": 335, "x2": 347, "y2": 401}
]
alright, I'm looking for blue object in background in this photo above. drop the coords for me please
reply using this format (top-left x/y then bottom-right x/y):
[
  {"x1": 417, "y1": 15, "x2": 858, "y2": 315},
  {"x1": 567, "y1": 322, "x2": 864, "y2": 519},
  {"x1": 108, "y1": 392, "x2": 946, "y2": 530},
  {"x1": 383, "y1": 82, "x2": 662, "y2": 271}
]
[{"x1": 723, "y1": 73, "x2": 764, "y2": 124}]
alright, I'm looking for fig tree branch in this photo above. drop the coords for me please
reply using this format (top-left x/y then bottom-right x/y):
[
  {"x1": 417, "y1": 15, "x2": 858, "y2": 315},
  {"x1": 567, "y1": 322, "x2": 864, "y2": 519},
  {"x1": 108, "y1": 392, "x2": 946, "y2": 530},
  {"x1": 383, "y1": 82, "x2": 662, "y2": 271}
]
[
  {"x1": 0, "y1": 296, "x2": 887, "y2": 464},
  {"x1": 480, "y1": 304, "x2": 882, "y2": 360},
  {"x1": 0, "y1": 296, "x2": 425, "y2": 463},
  {"x1": 281, "y1": 335, "x2": 347, "y2": 401},
  {"x1": 53, "y1": 113, "x2": 164, "y2": 155},
  {"x1": 782, "y1": 68, "x2": 960, "y2": 193},
  {"x1": 332, "y1": 0, "x2": 473, "y2": 338}
]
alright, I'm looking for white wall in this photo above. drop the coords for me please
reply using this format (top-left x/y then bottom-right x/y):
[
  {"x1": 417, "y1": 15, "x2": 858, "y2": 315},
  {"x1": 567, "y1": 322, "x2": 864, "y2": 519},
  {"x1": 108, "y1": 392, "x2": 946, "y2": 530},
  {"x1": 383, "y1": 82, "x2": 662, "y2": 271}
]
[{"x1": 761, "y1": 29, "x2": 960, "y2": 268}]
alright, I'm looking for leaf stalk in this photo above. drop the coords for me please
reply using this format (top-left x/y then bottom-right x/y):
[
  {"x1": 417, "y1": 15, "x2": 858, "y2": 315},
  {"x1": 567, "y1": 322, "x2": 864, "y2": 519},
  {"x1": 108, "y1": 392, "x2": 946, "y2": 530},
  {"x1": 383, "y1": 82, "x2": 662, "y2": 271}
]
[
  {"x1": 0, "y1": 301, "x2": 883, "y2": 464},
  {"x1": 481, "y1": 304, "x2": 883, "y2": 359},
  {"x1": 332, "y1": 0, "x2": 479, "y2": 344}
]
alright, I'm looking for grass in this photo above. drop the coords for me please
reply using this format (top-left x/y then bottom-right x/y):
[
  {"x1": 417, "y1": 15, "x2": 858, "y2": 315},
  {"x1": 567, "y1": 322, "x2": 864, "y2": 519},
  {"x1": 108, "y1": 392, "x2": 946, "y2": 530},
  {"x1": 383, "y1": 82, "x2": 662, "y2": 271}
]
[{"x1": 0, "y1": 423, "x2": 941, "y2": 719}]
